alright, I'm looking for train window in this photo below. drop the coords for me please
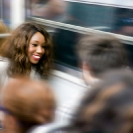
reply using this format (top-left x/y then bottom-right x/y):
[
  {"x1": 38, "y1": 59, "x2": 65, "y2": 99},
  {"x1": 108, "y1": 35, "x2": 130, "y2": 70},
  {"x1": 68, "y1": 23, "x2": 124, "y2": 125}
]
[
  {"x1": 27, "y1": 0, "x2": 67, "y2": 22},
  {"x1": 26, "y1": 1, "x2": 133, "y2": 75},
  {"x1": 47, "y1": 26, "x2": 133, "y2": 74},
  {"x1": 27, "y1": 0, "x2": 133, "y2": 37},
  {"x1": 52, "y1": 27, "x2": 81, "y2": 69}
]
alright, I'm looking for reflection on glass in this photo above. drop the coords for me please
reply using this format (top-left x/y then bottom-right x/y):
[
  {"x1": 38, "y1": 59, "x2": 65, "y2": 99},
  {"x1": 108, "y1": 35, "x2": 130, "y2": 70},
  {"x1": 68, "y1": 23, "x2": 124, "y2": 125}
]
[
  {"x1": 51, "y1": 27, "x2": 133, "y2": 69},
  {"x1": 28, "y1": 1, "x2": 133, "y2": 37},
  {"x1": 52, "y1": 28, "x2": 81, "y2": 68},
  {"x1": 31, "y1": 0, "x2": 68, "y2": 22}
]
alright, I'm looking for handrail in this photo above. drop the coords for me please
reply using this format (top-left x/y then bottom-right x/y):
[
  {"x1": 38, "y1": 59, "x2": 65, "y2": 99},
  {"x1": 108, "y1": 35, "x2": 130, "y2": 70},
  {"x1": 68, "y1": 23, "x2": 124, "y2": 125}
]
[{"x1": 0, "y1": 33, "x2": 10, "y2": 38}]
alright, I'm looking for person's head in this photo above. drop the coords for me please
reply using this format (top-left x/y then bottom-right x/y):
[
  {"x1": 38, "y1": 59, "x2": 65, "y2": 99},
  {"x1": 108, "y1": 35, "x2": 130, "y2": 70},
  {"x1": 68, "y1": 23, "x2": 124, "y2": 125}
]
[
  {"x1": 47, "y1": 0, "x2": 66, "y2": 16},
  {"x1": 77, "y1": 34, "x2": 128, "y2": 84},
  {"x1": 66, "y1": 69, "x2": 133, "y2": 133},
  {"x1": 2, "y1": 22, "x2": 53, "y2": 78},
  {"x1": 1, "y1": 78, "x2": 56, "y2": 133},
  {"x1": 0, "y1": 21, "x2": 8, "y2": 54}
]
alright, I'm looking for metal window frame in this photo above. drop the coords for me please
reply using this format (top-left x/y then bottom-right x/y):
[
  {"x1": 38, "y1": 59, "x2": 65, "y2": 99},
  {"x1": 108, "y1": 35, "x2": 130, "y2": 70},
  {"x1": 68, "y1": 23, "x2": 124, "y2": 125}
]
[
  {"x1": 64, "y1": 0, "x2": 133, "y2": 9},
  {"x1": 29, "y1": 17, "x2": 133, "y2": 45}
]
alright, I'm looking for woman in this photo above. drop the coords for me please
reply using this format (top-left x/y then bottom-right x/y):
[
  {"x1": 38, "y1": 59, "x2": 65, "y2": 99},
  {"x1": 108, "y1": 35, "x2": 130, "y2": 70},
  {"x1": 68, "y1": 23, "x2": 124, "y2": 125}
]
[
  {"x1": 1, "y1": 78, "x2": 56, "y2": 133},
  {"x1": 0, "y1": 22, "x2": 53, "y2": 86}
]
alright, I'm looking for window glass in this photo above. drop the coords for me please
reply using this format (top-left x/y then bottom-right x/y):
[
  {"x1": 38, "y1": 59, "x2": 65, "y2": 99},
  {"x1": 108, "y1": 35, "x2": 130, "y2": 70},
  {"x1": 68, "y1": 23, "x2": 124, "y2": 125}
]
[
  {"x1": 52, "y1": 28, "x2": 81, "y2": 69},
  {"x1": 27, "y1": 0, "x2": 133, "y2": 37}
]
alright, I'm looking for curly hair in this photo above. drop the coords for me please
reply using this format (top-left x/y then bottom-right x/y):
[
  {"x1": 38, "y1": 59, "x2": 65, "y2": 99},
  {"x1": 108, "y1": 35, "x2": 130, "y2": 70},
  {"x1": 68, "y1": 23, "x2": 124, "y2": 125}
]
[{"x1": 1, "y1": 22, "x2": 53, "y2": 78}]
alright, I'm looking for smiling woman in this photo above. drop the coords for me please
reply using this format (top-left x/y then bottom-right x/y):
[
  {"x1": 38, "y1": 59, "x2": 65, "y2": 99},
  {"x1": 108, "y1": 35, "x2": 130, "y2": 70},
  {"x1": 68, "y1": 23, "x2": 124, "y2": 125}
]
[
  {"x1": 0, "y1": 22, "x2": 53, "y2": 86},
  {"x1": 28, "y1": 32, "x2": 46, "y2": 64}
]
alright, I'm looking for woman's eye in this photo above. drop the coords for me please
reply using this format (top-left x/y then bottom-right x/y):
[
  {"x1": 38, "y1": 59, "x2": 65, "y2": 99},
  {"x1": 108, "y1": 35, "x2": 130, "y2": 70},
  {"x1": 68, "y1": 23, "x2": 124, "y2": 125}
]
[
  {"x1": 32, "y1": 44, "x2": 37, "y2": 47},
  {"x1": 42, "y1": 45, "x2": 47, "y2": 49}
]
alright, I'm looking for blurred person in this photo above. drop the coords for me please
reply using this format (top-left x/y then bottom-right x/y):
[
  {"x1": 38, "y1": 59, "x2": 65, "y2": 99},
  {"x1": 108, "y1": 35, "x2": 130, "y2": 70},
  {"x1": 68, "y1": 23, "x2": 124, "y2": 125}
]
[
  {"x1": 58, "y1": 69, "x2": 133, "y2": 133},
  {"x1": 31, "y1": 0, "x2": 42, "y2": 16},
  {"x1": 32, "y1": 0, "x2": 67, "y2": 22},
  {"x1": 77, "y1": 35, "x2": 128, "y2": 85},
  {"x1": 0, "y1": 78, "x2": 56, "y2": 133},
  {"x1": 53, "y1": 29, "x2": 79, "y2": 67},
  {"x1": 113, "y1": 8, "x2": 133, "y2": 36},
  {"x1": 27, "y1": 0, "x2": 48, "y2": 16},
  {"x1": 55, "y1": 35, "x2": 128, "y2": 123},
  {"x1": 0, "y1": 22, "x2": 53, "y2": 86}
]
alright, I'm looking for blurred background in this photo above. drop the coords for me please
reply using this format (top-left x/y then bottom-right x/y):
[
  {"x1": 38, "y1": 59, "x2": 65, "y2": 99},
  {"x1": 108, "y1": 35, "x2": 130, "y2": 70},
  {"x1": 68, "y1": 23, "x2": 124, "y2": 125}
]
[{"x1": 1, "y1": 0, "x2": 133, "y2": 105}]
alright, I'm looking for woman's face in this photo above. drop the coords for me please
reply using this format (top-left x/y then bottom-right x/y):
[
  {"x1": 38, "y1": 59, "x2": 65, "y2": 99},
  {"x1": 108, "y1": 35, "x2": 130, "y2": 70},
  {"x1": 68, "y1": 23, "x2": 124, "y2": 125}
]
[{"x1": 28, "y1": 32, "x2": 46, "y2": 64}]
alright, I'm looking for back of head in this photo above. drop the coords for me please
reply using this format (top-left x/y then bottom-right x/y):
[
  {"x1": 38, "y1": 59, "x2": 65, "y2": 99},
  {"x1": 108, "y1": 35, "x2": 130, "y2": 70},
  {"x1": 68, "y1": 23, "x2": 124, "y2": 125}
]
[
  {"x1": 77, "y1": 35, "x2": 128, "y2": 77},
  {"x1": 68, "y1": 69, "x2": 133, "y2": 133},
  {"x1": 2, "y1": 78, "x2": 56, "y2": 132}
]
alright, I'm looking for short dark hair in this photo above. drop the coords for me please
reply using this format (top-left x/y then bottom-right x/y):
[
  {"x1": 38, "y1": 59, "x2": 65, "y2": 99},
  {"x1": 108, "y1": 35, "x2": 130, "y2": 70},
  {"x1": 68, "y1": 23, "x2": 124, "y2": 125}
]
[
  {"x1": 67, "y1": 69, "x2": 133, "y2": 133},
  {"x1": 77, "y1": 35, "x2": 128, "y2": 77}
]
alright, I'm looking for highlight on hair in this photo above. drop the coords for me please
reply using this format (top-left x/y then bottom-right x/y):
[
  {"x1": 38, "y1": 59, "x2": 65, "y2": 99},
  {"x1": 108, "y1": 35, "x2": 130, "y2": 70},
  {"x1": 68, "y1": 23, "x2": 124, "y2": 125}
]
[
  {"x1": 68, "y1": 69, "x2": 133, "y2": 133},
  {"x1": 2, "y1": 78, "x2": 56, "y2": 132},
  {"x1": 1, "y1": 22, "x2": 53, "y2": 78}
]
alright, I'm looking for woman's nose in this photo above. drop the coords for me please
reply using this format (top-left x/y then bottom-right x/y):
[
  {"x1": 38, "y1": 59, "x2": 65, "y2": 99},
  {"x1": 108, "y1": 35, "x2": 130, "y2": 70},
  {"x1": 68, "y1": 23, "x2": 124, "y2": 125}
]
[{"x1": 36, "y1": 46, "x2": 44, "y2": 54}]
